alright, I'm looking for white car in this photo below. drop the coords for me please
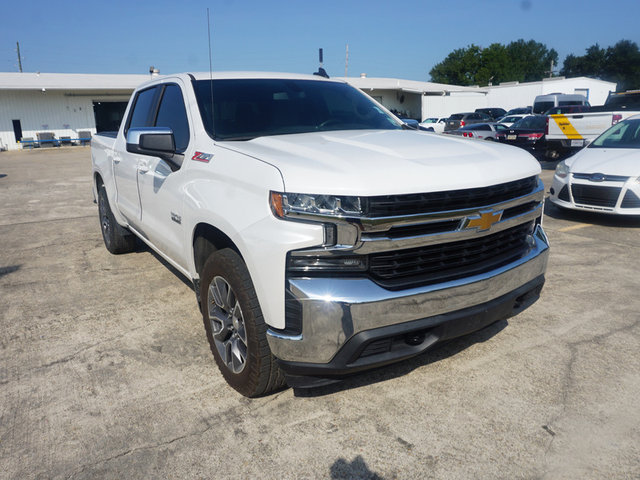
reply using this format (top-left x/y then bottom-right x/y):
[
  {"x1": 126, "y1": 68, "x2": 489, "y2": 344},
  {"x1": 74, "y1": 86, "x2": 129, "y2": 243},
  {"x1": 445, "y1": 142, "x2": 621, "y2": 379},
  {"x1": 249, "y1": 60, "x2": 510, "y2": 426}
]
[
  {"x1": 550, "y1": 114, "x2": 640, "y2": 215},
  {"x1": 496, "y1": 114, "x2": 529, "y2": 128},
  {"x1": 419, "y1": 117, "x2": 446, "y2": 133},
  {"x1": 91, "y1": 72, "x2": 549, "y2": 396}
]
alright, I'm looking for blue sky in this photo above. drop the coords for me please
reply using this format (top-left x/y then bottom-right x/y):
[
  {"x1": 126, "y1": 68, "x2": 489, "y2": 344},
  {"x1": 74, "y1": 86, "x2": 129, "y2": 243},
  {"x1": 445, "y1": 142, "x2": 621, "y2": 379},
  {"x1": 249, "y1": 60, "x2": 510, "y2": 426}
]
[{"x1": 1, "y1": 0, "x2": 638, "y2": 81}]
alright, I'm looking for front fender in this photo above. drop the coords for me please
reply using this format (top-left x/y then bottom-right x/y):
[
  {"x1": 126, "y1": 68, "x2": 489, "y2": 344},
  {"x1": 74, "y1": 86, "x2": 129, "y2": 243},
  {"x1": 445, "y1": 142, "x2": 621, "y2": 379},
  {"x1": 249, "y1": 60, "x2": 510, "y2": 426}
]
[{"x1": 181, "y1": 150, "x2": 323, "y2": 329}]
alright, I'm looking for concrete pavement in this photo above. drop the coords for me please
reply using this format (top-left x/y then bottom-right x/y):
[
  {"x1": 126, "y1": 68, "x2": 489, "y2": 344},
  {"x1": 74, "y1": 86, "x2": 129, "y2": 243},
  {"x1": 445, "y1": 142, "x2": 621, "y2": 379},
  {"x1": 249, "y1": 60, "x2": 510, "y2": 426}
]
[{"x1": 1, "y1": 148, "x2": 638, "y2": 479}]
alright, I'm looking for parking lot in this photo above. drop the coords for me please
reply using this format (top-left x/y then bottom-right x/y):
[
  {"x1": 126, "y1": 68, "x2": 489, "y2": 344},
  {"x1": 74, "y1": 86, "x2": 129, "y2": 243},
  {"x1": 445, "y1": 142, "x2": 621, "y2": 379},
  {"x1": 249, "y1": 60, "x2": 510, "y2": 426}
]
[{"x1": 1, "y1": 147, "x2": 639, "y2": 479}]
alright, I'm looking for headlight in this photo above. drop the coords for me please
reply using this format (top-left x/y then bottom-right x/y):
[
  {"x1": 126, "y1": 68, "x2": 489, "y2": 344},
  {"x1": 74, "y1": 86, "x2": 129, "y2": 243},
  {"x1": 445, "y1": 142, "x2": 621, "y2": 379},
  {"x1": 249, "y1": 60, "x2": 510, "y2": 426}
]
[
  {"x1": 287, "y1": 254, "x2": 368, "y2": 272},
  {"x1": 555, "y1": 160, "x2": 570, "y2": 179},
  {"x1": 270, "y1": 191, "x2": 364, "y2": 219}
]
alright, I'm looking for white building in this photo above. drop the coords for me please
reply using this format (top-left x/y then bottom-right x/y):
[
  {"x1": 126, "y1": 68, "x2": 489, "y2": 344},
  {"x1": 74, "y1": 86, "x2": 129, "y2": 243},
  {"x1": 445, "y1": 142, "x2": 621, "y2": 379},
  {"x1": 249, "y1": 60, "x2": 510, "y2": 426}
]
[
  {"x1": 0, "y1": 72, "x2": 150, "y2": 151},
  {"x1": 0, "y1": 71, "x2": 617, "y2": 151},
  {"x1": 342, "y1": 75, "x2": 616, "y2": 120}
]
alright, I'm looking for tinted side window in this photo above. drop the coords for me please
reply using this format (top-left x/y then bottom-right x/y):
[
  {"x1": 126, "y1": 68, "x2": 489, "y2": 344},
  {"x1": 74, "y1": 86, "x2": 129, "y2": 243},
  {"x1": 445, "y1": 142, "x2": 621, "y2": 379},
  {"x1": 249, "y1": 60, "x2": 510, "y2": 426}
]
[
  {"x1": 156, "y1": 85, "x2": 190, "y2": 152},
  {"x1": 128, "y1": 87, "x2": 159, "y2": 131}
]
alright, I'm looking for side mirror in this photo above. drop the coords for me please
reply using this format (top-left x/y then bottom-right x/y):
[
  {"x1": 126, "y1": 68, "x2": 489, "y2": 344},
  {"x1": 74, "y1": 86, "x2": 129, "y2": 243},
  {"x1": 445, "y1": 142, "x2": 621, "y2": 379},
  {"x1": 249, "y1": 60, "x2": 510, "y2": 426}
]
[{"x1": 126, "y1": 127, "x2": 176, "y2": 163}]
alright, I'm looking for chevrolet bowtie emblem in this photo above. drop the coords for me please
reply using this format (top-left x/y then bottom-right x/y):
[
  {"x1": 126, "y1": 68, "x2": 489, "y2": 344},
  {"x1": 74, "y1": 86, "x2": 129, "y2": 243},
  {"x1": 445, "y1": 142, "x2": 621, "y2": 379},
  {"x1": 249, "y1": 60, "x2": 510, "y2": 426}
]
[{"x1": 465, "y1": 209, "x2": 503, "y2": 231}]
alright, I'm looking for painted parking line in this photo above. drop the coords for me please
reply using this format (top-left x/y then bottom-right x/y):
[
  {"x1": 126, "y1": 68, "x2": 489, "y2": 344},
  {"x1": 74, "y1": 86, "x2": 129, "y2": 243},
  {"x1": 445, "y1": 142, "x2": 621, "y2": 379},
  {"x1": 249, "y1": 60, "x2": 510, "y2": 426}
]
[{"x1": 558, "y1": 223, "x2": 593, "y2": 232}]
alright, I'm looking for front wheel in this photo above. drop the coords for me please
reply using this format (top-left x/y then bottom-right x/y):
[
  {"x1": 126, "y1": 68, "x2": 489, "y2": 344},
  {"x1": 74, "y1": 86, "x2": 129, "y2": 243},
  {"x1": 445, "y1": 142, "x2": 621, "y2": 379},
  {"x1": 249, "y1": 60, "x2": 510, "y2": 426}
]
[{"x1": 200, "y1": 248, "x2": 285, "y2": 397}]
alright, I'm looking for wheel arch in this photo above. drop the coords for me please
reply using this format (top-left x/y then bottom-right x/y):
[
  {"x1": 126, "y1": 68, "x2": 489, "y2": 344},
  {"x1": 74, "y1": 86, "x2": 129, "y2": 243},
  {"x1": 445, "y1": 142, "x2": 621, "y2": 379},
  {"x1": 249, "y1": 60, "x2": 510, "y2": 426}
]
[
  {"x1": 94, "y1": 171, "x2": 104, "y2": 190},
  {"x1": 192, "y1": 223, "x2": 242, "y2": 278}
]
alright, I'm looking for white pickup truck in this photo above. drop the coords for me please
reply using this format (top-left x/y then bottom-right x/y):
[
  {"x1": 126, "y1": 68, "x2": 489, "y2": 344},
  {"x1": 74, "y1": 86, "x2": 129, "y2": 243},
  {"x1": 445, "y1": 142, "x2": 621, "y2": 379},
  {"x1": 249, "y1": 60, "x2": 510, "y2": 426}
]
[
  {"x1": 91, "y1": 72, "x2": 549, "y2": 396},
  {"x1": 546, "y1": 90, "x2": 640, "y2": 155}
]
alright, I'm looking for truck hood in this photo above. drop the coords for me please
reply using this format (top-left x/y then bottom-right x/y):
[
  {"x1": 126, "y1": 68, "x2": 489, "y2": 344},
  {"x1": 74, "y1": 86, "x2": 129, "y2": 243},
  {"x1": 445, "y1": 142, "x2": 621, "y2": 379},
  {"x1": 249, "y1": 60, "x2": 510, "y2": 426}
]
[
  {"x1": 567, "y1": 147, "x2": 640, "y2": 177},
  {"x1": 220, "y1": 130, "x2": 541, "y2": 195}
]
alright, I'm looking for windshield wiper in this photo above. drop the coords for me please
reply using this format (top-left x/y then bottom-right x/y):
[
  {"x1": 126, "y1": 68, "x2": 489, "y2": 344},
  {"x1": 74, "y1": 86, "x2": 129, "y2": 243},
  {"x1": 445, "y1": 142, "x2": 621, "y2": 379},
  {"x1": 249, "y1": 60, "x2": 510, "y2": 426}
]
[{"x1": 217, "y1": 136, "x2": 257, "y2": 141}]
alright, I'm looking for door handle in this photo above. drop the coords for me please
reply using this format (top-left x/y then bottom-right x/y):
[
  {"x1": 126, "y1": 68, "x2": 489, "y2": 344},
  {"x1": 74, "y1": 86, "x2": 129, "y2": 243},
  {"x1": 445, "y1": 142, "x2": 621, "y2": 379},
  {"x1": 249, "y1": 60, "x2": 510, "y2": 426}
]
[{"x1": 137, "y1": 160, "x2": 149, "y2": 173}]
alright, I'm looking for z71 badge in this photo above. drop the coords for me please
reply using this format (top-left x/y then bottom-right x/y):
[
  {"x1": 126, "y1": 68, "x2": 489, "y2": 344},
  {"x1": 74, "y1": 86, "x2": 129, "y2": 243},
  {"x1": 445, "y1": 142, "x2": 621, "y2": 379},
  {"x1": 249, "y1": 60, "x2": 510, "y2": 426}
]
[{"x1": 191, "y1": 151, "x2": 214, "y2": 163}]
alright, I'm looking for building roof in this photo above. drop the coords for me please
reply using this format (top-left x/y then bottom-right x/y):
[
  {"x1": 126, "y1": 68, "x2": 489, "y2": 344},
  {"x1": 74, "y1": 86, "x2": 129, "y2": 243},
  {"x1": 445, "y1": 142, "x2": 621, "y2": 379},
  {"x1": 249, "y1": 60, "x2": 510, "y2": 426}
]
[
  {"x1": 487, "y1": 76, "x2": 616, "y2": 90},
  {"x1": 337, "y1": 76, "x2": 488, "y2": 95},
  {"x1": 0, "y1": 72, "x2": 152, "y2": 90}
]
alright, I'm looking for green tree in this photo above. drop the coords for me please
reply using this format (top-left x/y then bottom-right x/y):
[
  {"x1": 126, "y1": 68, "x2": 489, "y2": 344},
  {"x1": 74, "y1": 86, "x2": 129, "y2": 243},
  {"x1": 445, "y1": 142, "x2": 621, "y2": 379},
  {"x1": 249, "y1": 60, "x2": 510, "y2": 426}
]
[
  {"x1": 561, "y1": 40, "x2": 640, "y2": 91},
  {"x1": 429, "y1": 44, "x2": 483, "y2": 86},
  {"x1": 429, "y1": 39, "x2": 558, "y2": 86},
  {"x1": 504, "y1": 39, "x2": 558, "y2": 82}
]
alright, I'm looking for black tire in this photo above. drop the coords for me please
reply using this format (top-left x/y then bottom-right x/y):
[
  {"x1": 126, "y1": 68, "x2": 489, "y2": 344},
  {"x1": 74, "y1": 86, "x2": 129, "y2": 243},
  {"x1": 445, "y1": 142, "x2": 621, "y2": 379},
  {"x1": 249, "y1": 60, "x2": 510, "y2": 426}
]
[
  {"x1": 97, "y1": 185, "x2": 136, "y2": 254},
  {"x1": 200, "y1": 248, "x2": 286, "y2": 397},
  {"x1": 484, "y1": 137, "x2": 495, "y2": 141}
]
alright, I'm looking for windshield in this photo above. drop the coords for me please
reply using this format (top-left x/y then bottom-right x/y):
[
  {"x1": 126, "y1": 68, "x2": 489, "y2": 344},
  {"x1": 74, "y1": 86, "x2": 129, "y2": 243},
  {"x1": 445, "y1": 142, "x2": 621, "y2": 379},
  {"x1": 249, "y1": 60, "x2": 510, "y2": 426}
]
[
  {"x1": 193, "y1": 78, "x2": 401, "y2": 140},
  {"x1": 589, "y1": 118, "x2": 640, "y2": 149},
  {"x1": 533, "y1": 101, "x2": 554, "y2": 114}
]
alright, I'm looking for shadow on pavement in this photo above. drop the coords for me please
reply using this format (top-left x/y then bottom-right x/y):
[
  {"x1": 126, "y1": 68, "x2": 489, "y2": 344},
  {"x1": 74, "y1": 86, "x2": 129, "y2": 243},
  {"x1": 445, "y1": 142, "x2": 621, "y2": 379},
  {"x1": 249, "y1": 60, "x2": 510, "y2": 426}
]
[
  {"x1": 544, "y1": 200, "x2": 640, "y2": 228},
  {"x1": 330, "y1": 455, "x2": 386, "y2": 480},
  {"x1": 294, "y1": 319, "x2": 508, "y2": 398}
]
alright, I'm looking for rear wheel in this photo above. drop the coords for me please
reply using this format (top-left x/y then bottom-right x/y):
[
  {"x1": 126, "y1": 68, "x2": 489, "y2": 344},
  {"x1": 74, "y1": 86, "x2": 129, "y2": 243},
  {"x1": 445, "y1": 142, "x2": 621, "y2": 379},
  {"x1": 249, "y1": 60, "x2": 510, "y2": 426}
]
[
  {"x1": 200, "y1": 248, "x2": 285, "y2": 397},
  {"x1": 97, "y1": 185, "x2": 136, "y2": 254}
]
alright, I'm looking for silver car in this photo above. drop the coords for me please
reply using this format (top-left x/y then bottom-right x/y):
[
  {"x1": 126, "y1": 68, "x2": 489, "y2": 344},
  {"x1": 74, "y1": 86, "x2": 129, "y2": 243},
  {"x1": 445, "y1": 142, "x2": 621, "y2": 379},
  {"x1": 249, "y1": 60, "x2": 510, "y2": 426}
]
[
  {"x1": 445, "y1": 112, "x2": 492, "y2": 131},
  {"x1": 445, "y1": 122, "x2": 509, "y2": 140}
]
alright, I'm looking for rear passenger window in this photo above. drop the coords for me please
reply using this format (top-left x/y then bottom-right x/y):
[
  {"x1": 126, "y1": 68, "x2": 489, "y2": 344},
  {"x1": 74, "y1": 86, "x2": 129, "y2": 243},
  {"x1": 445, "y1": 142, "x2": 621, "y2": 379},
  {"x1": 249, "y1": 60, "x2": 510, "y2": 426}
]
[
  {"x1": 155, "y1": 85, "x2": 190, "y2": 152},
  {"x1": 128, "y1": 87, "x2": 159, "y2": 131}
]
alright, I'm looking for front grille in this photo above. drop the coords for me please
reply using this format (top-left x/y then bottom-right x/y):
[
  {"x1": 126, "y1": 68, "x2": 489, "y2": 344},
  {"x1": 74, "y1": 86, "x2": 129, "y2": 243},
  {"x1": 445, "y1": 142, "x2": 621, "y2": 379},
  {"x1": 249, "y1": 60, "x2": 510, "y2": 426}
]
[
  {"x1": 368, "y1": 222, "x2": 533, "y2": 290},
  {"x1": 622, "y1": 190, "x2": 640, "y2": 208},
  {"x1": 365, "y1": 176, "x2": 537, "y2": 217},
  {"x1": 572, "y1": 173, "x2": 629, "y2": 182},
  {"x1": 558, "y1": 185, "x2": 570, "y2": 201},
  {"x1": 571, "y1": 184, "x2": 621, "y2": 207}
]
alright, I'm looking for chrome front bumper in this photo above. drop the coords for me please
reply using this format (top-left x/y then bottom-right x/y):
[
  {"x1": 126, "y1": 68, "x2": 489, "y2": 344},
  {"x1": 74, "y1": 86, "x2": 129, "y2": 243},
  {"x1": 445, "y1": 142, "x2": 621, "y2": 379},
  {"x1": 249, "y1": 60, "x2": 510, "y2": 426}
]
[{"x1": 267, "y1": 224, "x2": 549, "y2": 365}]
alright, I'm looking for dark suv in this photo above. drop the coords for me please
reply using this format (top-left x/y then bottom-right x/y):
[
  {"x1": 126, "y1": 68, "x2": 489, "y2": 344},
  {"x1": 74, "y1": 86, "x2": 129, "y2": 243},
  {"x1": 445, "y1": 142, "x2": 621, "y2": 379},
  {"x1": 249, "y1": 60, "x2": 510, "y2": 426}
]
[
  {"x1": 445, "y1": 112, "x2": 492, "y2": 131},
  {"x1": 475, "y1": 108, "x2": 507, "y2": 121}
]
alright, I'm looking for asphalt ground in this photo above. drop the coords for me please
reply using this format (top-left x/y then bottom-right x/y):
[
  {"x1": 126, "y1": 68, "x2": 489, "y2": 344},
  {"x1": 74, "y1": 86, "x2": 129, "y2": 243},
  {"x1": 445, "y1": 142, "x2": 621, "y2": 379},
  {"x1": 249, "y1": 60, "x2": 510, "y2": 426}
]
[{"x1": 1, "y1": 148, "x2": 639, "y2": 480}]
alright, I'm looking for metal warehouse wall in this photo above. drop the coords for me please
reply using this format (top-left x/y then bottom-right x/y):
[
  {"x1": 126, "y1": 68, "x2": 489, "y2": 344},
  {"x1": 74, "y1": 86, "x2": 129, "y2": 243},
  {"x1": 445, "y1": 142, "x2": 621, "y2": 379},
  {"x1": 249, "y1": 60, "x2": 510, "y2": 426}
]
[
  {"x1": 422, "y1": 92, "x2": 488, "y2": 119},
  {"x1": 1, "y1": 91, "x2": 95, "y2": 151},
  {"x1": 419, "y1": 77, "x2": 616, "y2": 119},
  {"x1": 484, "y1": 78, "x2": 616, "y2": 112}
]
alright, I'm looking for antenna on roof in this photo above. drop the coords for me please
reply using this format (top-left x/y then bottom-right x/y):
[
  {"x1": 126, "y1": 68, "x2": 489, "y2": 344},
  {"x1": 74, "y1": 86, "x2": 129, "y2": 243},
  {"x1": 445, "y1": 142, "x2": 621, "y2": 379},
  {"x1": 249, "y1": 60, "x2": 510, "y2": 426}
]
[
  {"x1": 16, "y1": 42, "x2": 23, "y2": 73},
  {"x1": 314, "y1": 48, "x2": 329, "y2": 78},
  {"x1": 207, "y1": 8, "x2": 215, "y2": 137}
]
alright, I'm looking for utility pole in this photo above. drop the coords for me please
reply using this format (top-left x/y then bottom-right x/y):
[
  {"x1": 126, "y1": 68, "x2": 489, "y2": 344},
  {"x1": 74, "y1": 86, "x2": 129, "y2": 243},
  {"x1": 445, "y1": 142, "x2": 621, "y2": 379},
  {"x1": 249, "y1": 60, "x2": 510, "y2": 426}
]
[
  {"x1": 345, "y1": 44, "x2": 349, "y2": 77},
  {"x1": 16, "y1": 41, "x2": 23, "y2": 72}
]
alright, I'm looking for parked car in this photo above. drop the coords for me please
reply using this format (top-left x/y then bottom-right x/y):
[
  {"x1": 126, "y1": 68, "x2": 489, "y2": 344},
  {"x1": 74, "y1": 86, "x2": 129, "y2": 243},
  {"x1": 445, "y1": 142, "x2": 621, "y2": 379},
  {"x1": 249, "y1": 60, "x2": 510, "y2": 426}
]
[
  {"x1": 533, "y1": 93, "x2": 589, "y2": 114},
  {"x1": 419, "y1": 117, "x2": 446, "y2": 133},
  {"x1": 496, "y1": 114, "x2": 529, "y2": 127},
  {"x1": 90, "y1": 72, "x2": 549, "y2": 396},
  {"x1": 544, "y1": 105, "x2": 591, "y2": 115},
  {"x1": 505, "y1": 107, "x2": 532, "y2": 116},
  {"x1": 475, "y1": 108, "x2": 507, "y2": 121},
  {"x1": 445, "y1": 122, "x2": 509, "y2": 140},
  {"x1": 444, "y1": 112, "x2": 492, "y2": 131},
  {"x1": 399, "y1": 118, "x2": 420, "y2": 128},
  {"x1": 549, "y1": 114, "x2": 640, "y2": 215},
  {"x1": 495, "y1": 115, "x2": 549, "y2": 157}
]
